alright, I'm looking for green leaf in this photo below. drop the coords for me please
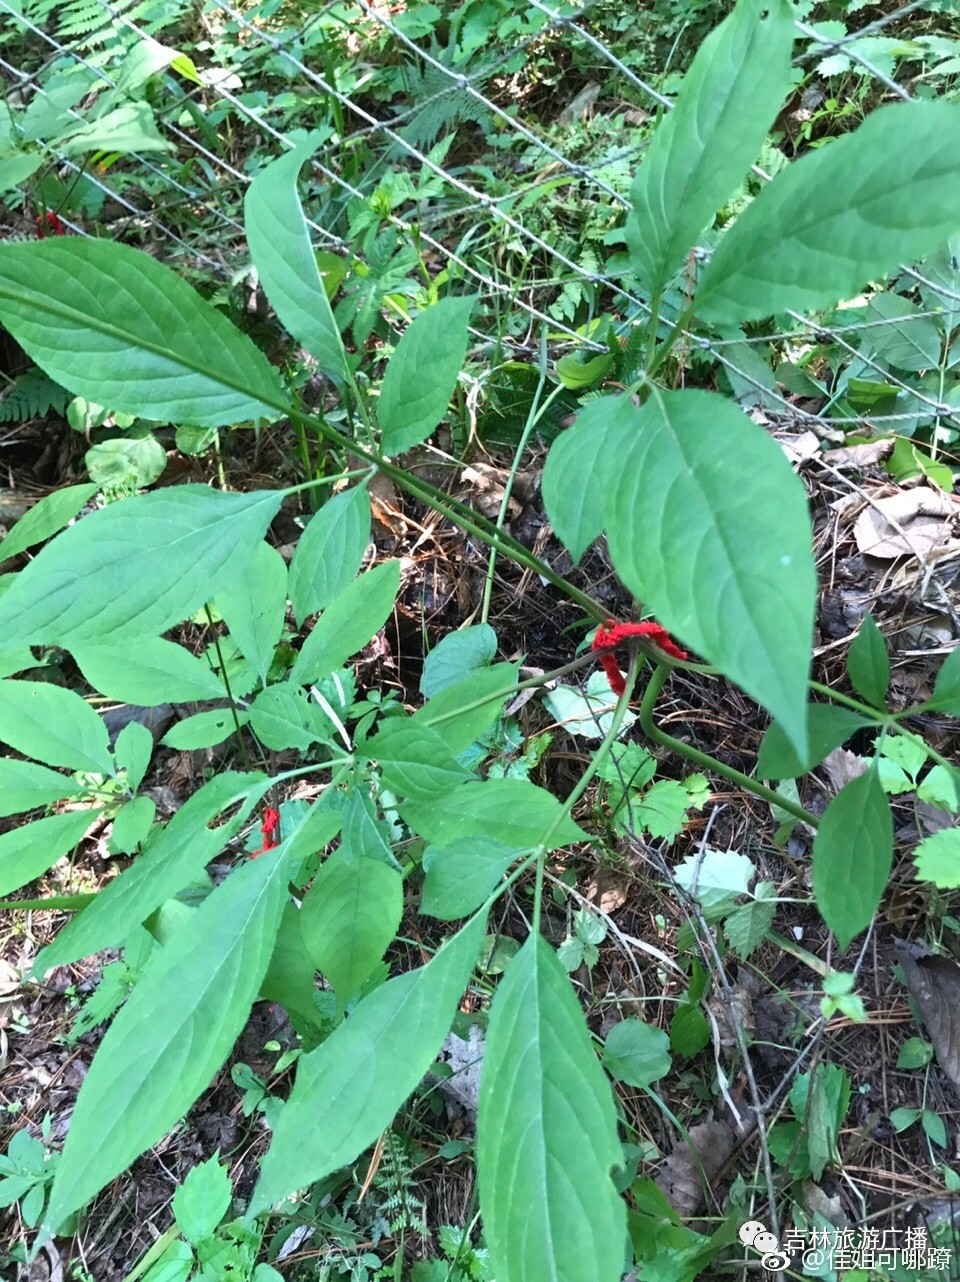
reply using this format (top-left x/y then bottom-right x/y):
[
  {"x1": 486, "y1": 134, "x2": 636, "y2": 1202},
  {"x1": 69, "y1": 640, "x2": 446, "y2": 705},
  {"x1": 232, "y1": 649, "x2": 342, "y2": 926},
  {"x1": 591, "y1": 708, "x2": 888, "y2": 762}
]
[
  {"x1": 633, "y1": 778, "x2": 694, "y2": 840},
  {"x1": 0, "y1": 809, "x2": 98, "y2": 897},
  {"x1": 922, "y1": 1109, "x2": 947, "y2": 1148},
  {"x1": 59, "y1": 101, "x2": 173, "y2": 157},
  {"x1": 300, "y1": 846, "x2": 403, "y2": 1006},
  {"x1": 368, "y1": 718, "x2": 471, "y2": 801},
  {"x1": 626, "y1": 0, "x2": 794, "y2": 296},
  {"x1": 0, "y1": 486, "x2": 284, "y2": 647},
  {"x1": 245, "y1": 140, "x2": 350, "y2": 385},
  {"x1": 477, "y1": 935, "x2": 625, "y2": 1282},
  {"x1": 69, "y1": 637, "x2": 225, "y2": 706},
  {"x1": 697, "y1": 101, "x2": 960, "y2": 326},
  {"x1": 114, "y1": 721, "x2": 153, "y2": 791},
  {"x1": 251, "y1": 912, "x2": 486, "y2": 1213},
  {"x1": 917, "y1": 763, "x2": 960, "y2": 812},
  {"x1": 0, "y1": 240, "x2": 284, "y2": 425},
  {"x1": 605, "y1": 390, "x2": 815, "y2": 753},
  {"x1": 341, "y1": 789, "x2": 400, "y2": 870},
  {"x1": 724, "y1": 883, "x2": 777, "y2": 958},
  {"x1": 543, "y1": 672, "x2": 638, "y2": 741},
  {"x1": 216, "y1": 542, "x2": 287, "y2": 686},
  {"x1": 800, "y1": 1062, "x2": 850, "y2": 1180},
  {"x1": 896, "y1": 1037, "x2": 933, "y2": 1069},
  {"x1": 34, "y1": 772, "x2": 268, "y2": 974},
  {"x1": 378, "y1": 297, "x2": 474, "y2": 455},
  {"x1": 137, "y1": 1240, "x2": 193, "y2": 1282},
  {"x1": 757, "y1": 704, "x2": 871, "y2": 779},
  {"x1": 0, "y1": 758, "x2": 78, "y2": 818},
  {"x1": 0, "y1": 150, "x2": 43, "y2": 194},
  {"x1": 926, "y1": 647, "x2": 960, "y2": 714},
  {"x1": 402, "y1": 779, "x2": 586, "y2": 852},
  {"x1": 414, "y1": 664, "x2": 518, "y2": 754},
  {"x1": 85, "y1": 432, "x2": 166, "y2": 490},
  {"x1": 277, "y1": 800, "x2": 342, "y2": 881},
  {"x1": 289, "y1": 486, "x2": 370, "y2": 625},
  {"x1": 674, "y1": 848, "x2": 753, "y2": 917},
  {"x1": 162, "y1": 709, "x2": 246, "y2": 751},
  {"x1": 0, "y1": 679, "x2": 112, "y2": 773},
  {"x1": 172, "y1": 1154, "x2": 231, "y2": 1247},
  {"x1": 108, "y1": 796, "x2": 156, "y2": 855},
  {"x1": 846, "y1": 614, "x2": 889, "y2": 710},
  {"x1": 248, "y1": 682, "x2": 319, "y2": 752},
  {"x1": 555, "y1": 351, "x2": 614, "y2": 390},
  {"x1": 420, "y1": 624, "x2": 497, "y2": 699},
  {"x1": 669, "y1": 1002, "x2": 710, "y2": 1057},
  {"x1": 421, "y1": 837, "x2": 518, "y2": 920},
  {"x1": 42, "y1": 845, "x2": 292, "y2": 1235},
  {"x1": 603, "y1": 1019, "x2": 671, "y2": 1088},
  {"x1": 0, "y1": 482, "x2": 98, "y2": 564},
  {"x1": 812, "y1": 767, "x2": 893, "y2": 950},
  {"x1": 889, "y1": 1106, "x2": 920, "y2": 1133},
  {"x1": 864, "y1": 293, "x2": 943, "y2": 372},
  {"x1": 259, "y1": 901, "x2": 322, "y2": 1035},
  {"x1": 914, "y1": 828, "x2": 960, "y2": 888},
  {"x1": 541, "y1": 394, "x2": 633, "y2": 564},
  {"x1": 289, "y1": 560, "x2": 399, "y2": 686}
]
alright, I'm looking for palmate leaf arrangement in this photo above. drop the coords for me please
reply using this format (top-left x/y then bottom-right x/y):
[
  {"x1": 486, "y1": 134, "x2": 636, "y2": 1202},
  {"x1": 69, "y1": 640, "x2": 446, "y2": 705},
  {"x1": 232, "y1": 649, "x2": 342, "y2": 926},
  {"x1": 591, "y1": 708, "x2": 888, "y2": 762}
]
[{"x1": 1, "y1": 0, "x2": 960, "y2": 1274}]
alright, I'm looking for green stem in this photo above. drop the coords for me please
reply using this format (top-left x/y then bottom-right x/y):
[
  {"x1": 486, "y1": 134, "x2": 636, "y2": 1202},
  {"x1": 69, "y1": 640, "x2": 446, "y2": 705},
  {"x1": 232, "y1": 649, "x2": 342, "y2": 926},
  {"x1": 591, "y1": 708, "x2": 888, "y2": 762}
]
[
  {"x1": 290, "y1": 390, "x2": 316, "y2": 497},
  {"x1": 287, "y1": 405, "x2": 607, "y2": 619},
  {"x1": 807, "y1": 680, "x2": 888, "y2": 722},
  {"x1": 807, "y1": 680, "x2": 959, "y2": 774},
  {"x1": 481, "y1": 370, "x2": 564, "y2": 625},
  {"x1": 205, "y1": 607, "x2": 251, "y2": 769},
  {"x1": 639, "y1": 664, "x2": 820, "y2": 829},
  {"x1": 645, "y1": 288, "x2": 663, "y2": 367},
  {"x1": 532, "y1": 652, "x2": 640, "y2": 931},
  {"x1": 646, "y1": 300, "x2": 697, "y2": 381},
  {"x1": 424, "y1": 650, "x2": 604, "y2": 730}
]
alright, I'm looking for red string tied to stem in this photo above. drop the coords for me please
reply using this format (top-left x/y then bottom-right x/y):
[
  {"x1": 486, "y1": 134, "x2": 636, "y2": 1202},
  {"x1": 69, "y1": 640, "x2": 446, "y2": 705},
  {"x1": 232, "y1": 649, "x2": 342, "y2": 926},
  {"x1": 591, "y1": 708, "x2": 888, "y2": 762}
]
[
  {"x1": 251, "y1": 806, "x2": 281, "y2": 857},
  {"x1": 35, "y1": 211, "x2": 66, "y2": 238},
  {"x1": 591, "y1": 620, "x2": 687, "y2": 696}
]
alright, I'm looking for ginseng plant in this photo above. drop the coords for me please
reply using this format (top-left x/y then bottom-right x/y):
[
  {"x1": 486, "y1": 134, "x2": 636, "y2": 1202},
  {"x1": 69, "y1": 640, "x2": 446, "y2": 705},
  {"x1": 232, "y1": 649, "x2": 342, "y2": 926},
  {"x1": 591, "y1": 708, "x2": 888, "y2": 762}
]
[{"x1": 0, "y1": 0, "x2": 959, "y2": 1276}]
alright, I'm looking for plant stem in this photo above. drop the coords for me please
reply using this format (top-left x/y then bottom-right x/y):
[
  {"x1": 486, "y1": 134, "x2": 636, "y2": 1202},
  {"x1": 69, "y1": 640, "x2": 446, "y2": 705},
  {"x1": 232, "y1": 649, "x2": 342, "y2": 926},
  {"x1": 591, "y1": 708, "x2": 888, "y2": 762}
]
[
  {"x1": 808, "y1": 679, "x2": 960, "y2": 774},
  {"x1": 532, "y1": 652, "x2": 640, "y2": 932},
  {"x1": 638, "y1": 663, "x2": 820, "y2": 829},
  {"x1": 645, "y1": 300, "x2": 697, "y2": 380},
  {"x1": 807, "y1": 679, "x2": 888, "y2": 721},
  {"x1": 287, "y1": 405, "x2": 607, "y2": 619},
  {"x1": 204, "y1": 607, "x2": 251, "y2": 769},
  {"x1": 481, "y1": 364, "x2": 564, "y2": 624}
]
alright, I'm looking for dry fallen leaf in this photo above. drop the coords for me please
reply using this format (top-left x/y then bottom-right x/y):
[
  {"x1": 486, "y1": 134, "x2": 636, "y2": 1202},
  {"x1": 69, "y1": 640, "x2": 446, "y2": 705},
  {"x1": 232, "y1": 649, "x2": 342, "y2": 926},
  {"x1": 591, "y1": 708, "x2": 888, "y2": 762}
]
[
  {"x1": 780, "y1": 430, "x2": 822, "y2": 467},
  {"x1": 822, "y1": 439, "x2": 894, "y2": 469},
  {"x1": 458, "y1": 463, "x2": 523, "y2": 522},
  {"x1": 821, "y1": 747, "x2": 868, "y2": 791},
  {"x1": 707, "y1": 983, "x2": 755, "y2": 1051},
  {"x1": 853, "y1": 487, "x2": 960, "y2": 561},
  {"x1": 895, "y1": 939, "x2": 960, "y2": 1097},
  {"x1": 655, "y1": 1114, "x2": 736, "y2": 1217},
  {"x1": 584, "y1": 868, "x2": 630, "y2": 915}
]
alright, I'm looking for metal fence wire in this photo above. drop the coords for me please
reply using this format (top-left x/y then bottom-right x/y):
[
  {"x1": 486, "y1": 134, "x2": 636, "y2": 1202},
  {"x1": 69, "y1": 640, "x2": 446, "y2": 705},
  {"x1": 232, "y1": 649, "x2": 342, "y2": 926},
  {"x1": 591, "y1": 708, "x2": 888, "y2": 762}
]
[{"x1": 3, "y1": 0, "x2": 960, "y2": 438}]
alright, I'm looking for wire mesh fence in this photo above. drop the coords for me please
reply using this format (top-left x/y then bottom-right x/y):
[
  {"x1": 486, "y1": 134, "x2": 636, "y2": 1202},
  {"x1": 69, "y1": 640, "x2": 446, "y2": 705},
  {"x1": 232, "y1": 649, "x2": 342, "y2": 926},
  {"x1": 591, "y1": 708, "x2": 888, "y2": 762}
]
[{"x1": 3, "y1": 0, "x2": 960, "y2": 439}]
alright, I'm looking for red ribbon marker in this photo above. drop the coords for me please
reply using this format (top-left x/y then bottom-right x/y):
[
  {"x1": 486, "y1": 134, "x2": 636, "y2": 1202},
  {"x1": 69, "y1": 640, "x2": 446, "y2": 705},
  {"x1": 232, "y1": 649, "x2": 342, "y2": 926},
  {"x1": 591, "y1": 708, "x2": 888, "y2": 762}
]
[
  {"x1": 591, "y1": 620, "x2": 687, "y2": 697},
  {"x1": 251, "y1": 806, "x2": 281, "y2": 857},
  {"x1": 35, "y1": 212, "x2": 66, "y2": 238}
]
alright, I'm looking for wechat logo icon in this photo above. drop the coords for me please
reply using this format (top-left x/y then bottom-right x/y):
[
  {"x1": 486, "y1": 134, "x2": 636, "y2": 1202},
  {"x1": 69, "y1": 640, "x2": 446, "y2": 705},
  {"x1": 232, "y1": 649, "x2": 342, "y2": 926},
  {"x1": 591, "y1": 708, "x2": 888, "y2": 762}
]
[{"x1": 739, "y1": 1220, "x2": 790, "y2": 1272}]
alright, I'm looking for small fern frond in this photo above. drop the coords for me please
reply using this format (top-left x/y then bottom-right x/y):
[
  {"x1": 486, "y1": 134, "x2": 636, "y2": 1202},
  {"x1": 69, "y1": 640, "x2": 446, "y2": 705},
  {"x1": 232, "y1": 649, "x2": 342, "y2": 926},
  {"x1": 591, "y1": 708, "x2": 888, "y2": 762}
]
[{"x1": 0, "y1": 368, "x2": 70, "y2": 424}]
